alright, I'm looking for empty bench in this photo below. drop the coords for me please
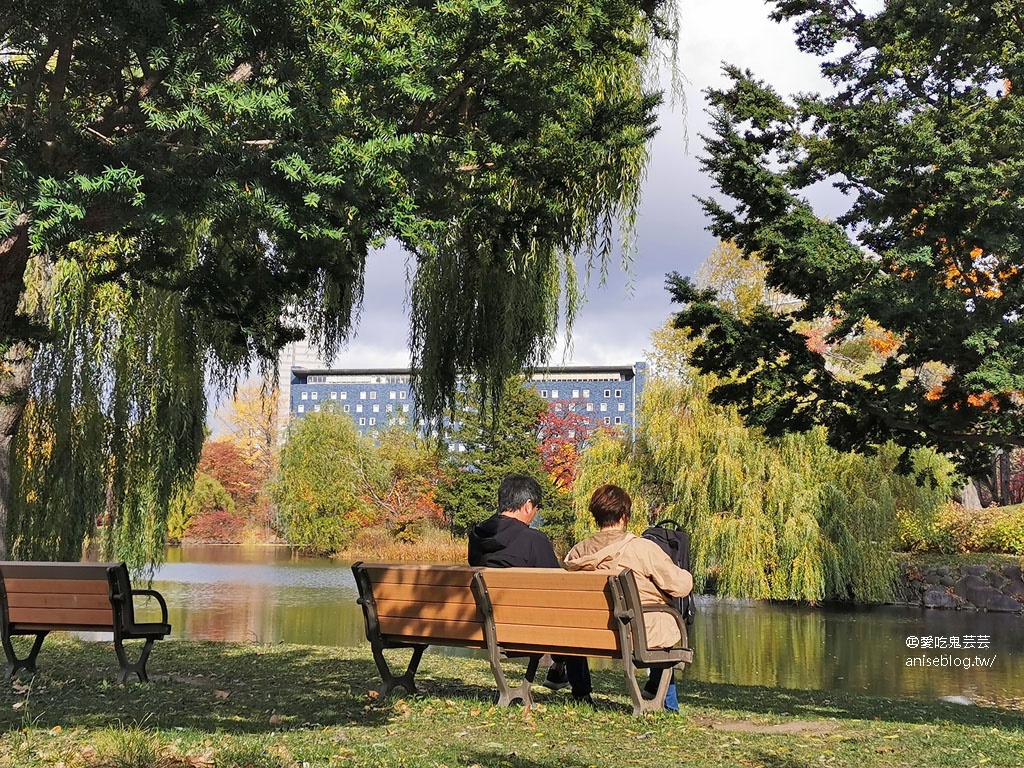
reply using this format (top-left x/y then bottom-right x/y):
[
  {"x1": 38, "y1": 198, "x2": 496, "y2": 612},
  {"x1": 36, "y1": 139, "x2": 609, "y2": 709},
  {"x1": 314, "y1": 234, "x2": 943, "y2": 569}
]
[
  {"x1": 352, "y1": 563, "x2": 693, "y2": 715},
  {"x1": 0, "y1": 561, "x2": 171, "y2": 683}
]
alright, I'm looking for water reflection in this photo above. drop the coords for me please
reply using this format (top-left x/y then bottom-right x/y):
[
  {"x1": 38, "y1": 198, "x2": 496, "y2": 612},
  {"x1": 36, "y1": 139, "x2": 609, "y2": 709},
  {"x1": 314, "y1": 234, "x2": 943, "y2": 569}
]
[{"x1": 147, "y1": 545, "x2": 1024, "y2": 703}]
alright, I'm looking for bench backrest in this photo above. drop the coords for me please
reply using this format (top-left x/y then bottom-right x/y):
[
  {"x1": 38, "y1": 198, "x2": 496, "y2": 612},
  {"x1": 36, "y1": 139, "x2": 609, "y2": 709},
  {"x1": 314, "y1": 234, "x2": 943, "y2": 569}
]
[
  {"x1": 476, "y1": 568, "x2": 622, "y2": 658},
  {"x1": 353, "y1": 563, "x2": 486, "y2": 648},
  {"x1": 0, "y1": 562, "x2": 120, "y2": 631}
]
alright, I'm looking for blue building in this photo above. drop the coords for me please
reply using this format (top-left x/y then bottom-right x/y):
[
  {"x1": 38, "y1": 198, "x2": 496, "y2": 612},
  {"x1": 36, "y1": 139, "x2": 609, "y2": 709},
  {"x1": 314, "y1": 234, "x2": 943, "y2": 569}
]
[{"x1": 288, "y1": 362, "x2": 648, "y2": 441}]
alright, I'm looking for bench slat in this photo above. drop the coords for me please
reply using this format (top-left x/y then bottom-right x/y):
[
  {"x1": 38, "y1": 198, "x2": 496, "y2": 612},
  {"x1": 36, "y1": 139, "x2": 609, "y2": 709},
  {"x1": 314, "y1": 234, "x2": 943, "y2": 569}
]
[
  {"x1": 370, "y1": 583, "x2": 478, "y2": 605},
  {"x1": 485, "y1": 587, "x2": 612, "y2": 611},
  {"x1": 379, "y1": 616, "x2": 484, "y2": 644},
  {"x1": 0, "y1": 563, "x2": 116, "y2": 581},
  {"x1": 494, "y1": 623, "x2": 620, "y2": 655},
  {"x1": 360, "y1": 565, "x2": 479, "y2": 588},
  {"x1": 375, "y1": 599, "x2": 481, "y2": 623},
  {"x1": 7, "y1": 607, "x2": 114, "y2": 628},
  {"x1": 491, "y1": 605, "x2": 615, "y2": 632},
  {"x1": 3, "y1": 578, "x2": 109, "y2": 596},
  {"x1": 481, "y1": 569, "x2": 610, "y2": 591},
  {"x1": 6, "y1": 593, "x2": 111, "y2": 610}
]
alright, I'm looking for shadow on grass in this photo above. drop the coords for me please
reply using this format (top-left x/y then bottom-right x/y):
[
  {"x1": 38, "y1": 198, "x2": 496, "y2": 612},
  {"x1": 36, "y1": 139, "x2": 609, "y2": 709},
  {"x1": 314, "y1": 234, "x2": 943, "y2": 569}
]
[
  {"x1": 457, "y1": 750, "x2": 596, "y2": 768},
  {"x1": 1, "y1": 638, "x2": 1022, "y2": 736},
  {"x1": 673, "y1": 678, "x2": 1024, "y2": 729}
]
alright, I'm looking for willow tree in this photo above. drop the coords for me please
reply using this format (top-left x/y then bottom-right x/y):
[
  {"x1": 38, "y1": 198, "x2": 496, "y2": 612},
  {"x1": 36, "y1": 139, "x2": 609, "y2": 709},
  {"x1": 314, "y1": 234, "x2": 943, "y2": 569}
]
[{"x1": 1, "y1": 0, "x2": 671, "y2": 564}]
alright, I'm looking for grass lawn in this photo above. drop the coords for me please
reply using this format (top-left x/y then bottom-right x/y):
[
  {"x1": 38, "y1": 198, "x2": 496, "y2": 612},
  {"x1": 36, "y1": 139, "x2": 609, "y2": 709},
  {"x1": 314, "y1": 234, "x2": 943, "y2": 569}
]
[{"x1": 0, "y1": 637, "x2": 1021, "y2": 768}]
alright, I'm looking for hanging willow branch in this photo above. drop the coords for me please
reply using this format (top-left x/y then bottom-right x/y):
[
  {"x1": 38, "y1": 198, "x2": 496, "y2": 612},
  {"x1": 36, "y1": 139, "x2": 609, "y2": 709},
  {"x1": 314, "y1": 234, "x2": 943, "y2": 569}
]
[{"x1": 9, "y1": 253, "x2": 204, "y2": 573}]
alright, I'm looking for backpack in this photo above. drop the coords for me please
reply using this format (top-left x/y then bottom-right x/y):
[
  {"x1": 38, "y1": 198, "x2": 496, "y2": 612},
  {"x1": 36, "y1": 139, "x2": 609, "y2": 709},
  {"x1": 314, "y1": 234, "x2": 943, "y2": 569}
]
[{"x1": 641, "y1": 519, "x2": 695, "y2": 626}]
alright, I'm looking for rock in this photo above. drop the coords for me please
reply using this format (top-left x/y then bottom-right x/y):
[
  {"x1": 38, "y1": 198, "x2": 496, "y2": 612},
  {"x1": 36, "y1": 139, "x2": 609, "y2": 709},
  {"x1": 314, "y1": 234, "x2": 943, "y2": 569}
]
[
  {"x1": 1001, "y1": 580, "x2": 1024, "y2": 598},
  {"x1": 1001, "y1": 564, "x2": 1023, "y2": 581},
  {"x1": 922, "y1": 589, "x2": 960, "y2": 609},
  {"x1": 953, "y1": 574, "x2": 987, "y2": 600},
  {"x1": 980, "y1": 593, "x2": 1024, "y2": 613},
  {"x1": 923, "y1": 571, "x2": 942, "y2": 585},
  {"x1": 939, "y1": 695, "x2": 975, "y2": 706},
  {"x1": 935, "y1": 565, "x2": 951, "y2": 577},
  {"x1": 938, "y1": 575, "x2": 955, "y2": 587},
  {"x1": 983, "y1": 571, "x2": 1008, "y2": 589},
  {"x1": 961, "y1": 564, "x2": 989, "y2": 577}
]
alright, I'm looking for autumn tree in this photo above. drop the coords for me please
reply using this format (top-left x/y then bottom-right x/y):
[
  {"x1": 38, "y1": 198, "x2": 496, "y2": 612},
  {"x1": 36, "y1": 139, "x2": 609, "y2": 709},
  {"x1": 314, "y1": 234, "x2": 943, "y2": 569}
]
[
  {"x1": 537, "y1": 399, "x2": 601, "y2": 491},
  {"x1": 671, "y1": 0, "x2": 1024, "y2": 476},
  {"x1": 2, "y1": 0, "x2": 672, "y2": 566}
]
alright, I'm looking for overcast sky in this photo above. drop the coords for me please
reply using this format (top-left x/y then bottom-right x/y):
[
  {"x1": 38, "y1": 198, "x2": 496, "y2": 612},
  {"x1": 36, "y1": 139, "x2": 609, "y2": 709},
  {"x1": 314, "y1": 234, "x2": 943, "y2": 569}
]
[{"x1": 315, "y1": 0, "x2": 837, "y2": 371}]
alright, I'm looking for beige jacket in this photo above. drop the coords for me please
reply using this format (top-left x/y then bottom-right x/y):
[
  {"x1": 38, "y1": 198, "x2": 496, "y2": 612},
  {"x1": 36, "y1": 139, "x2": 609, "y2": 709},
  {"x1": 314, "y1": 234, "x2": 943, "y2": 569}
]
[{"x1": 564, "y1": 530, "x2": 693, "y2": 649}]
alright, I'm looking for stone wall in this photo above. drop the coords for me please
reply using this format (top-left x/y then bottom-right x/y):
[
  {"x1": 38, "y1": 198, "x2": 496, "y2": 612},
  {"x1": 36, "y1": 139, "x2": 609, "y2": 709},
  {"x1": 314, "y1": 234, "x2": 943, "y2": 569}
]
[{"x1": 895, "y1": 562, "x2": 1024, "y2": 613}]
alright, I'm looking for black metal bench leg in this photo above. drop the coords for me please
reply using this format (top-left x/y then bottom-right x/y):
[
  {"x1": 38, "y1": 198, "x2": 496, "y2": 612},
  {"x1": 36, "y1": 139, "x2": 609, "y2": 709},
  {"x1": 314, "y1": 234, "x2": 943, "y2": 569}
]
[
  {"x1": 372, "y1": 643, "x2": 425, "y2": 696},
  {"x1": 489, "y1": 651, "x2": 538, "y2": 709},
  {"x1": 2, "y1": 632, "x2": 48, "y2": 680},
  {"x1": 622, "y1": 658, "x2": 671, "y2": 716},
  {"x1": 114, "y1": 637, "x2": 155, "y2": 683}
]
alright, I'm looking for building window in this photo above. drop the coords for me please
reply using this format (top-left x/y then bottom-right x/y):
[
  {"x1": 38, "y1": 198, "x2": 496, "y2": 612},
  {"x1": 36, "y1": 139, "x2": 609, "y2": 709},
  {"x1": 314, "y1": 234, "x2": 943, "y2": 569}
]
[
  {"x1": 369, "y1": 417, "x2": 376, "y2": 425},
  {"x1": 586, "y1": 403, "x2": 594, "y2": 412},
  {"x1": 372, "y1": 404, "x2": 379, "y2": 413},
  {"x1": 572, "y1": 389, "x2": 579, "y2": 398},
  {"x1": 583, "y1": 389, "x2": 590, "y2": 398},
  {"x1": 344, "y1": 405, "x2": 350, "y2": 413},
  {"x1": 386, "y1": 404, "x2": 393, "y2": 413},
  {"x1": 604, "y1": 389, "x2": 611, "y2": 397},
  {"x1": 400, "y1": 391, "x2": 407, "y2": 400},
  {"x1": 330, "y1": 391, "x2": 338, "y2": 400},
  {"x1": 402, "y1": 404, "x2": 410, "y2": 413},
  {"x1": 390, "y1": 391, "x2": 397, "y2": 400},
  {"x1": 615, "y1": 389, "x2": 622, "y2": 398},
  {"x1": 297, "y1": 404, "x2": 305, "y2": 413},
  {"x1": 370, "y1": 391, "x2": 377, "y2": 400},
  {"x1": 301, "y1": 391, "x2": 308, "y2": 400},
  {"x1": 551, "y1": 389, "x2": 558, "y2": 399},
  {"x1": 341, "y1": 392, "x2": 347, "y2": 400},
  {"x1": 540, "y1": 389, "x2": 548, "y2": 397},
  {"x1": 360, "y1": 391, "x2": 366, "y2": 400},
  {"x1": 614, "y1": 416, "x2": 622, "y2": 424},
  {"x1": 356, "y1": 404, "x2": 363, "y2": 413},
  {"x1": 359, "y1": 417, "x2": 366, "y2": 425},
  {"x1": 314, "y1": 405, "x2": 321, "y2": 412},
  {"x1": 603, "y1": 417, "x2": 611, "y2": 425},
  {"x1": 600, "y1": 403, "x2": 607, "y2": 412},
  {"x1": 618, "y1": 403, "x2": 625, "y2": 412},
  {"x1": 310, "y1": 391, "x2": 318, "y2": 401}
]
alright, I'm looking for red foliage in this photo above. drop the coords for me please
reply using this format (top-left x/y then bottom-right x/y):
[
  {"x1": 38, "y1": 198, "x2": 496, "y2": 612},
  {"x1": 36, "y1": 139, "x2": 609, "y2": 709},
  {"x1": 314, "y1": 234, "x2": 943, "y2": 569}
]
[
  {"x1": 199, "y1": 439, "x2": 263, "y2": 506},
  {"x1": 537, "y1": 399, "x2": 600, "y2": 490},
  {"x1": 184, "y1": 509, "x2": 246, "y2": 543}
]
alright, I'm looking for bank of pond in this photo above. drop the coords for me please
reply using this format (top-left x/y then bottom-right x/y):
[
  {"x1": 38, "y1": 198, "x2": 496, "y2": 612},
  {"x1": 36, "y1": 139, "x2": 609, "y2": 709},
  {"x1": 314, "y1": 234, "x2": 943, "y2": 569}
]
[{"x1": 130, "y1": 545, "x2": 1024, "y2": 709}]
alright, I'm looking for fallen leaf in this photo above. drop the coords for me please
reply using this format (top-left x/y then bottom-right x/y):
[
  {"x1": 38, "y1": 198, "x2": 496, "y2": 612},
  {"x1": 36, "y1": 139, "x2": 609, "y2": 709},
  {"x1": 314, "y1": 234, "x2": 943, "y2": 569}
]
[
  {"x1": 367, "y1": 690, "x2": 380, "y2": 700},
  {"x1": 212, "y1": 690, "x2": 230, "y2": 700},
  {"x1": 12, "y1": 701, "x2": 23, "y2": 710},
  {"x1": 49, "y1": 725, "x2": 62, "y2": 734},
  {"x1": 269, "y1": 714, "x2": 284, "y2": 726}
]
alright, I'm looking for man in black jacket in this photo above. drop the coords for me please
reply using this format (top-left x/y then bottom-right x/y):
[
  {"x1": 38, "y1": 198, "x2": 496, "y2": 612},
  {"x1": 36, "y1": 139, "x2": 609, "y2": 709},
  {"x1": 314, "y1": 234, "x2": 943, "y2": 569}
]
[{"x1": 467, "y1": 474, "x2": 593, "y2": 704}]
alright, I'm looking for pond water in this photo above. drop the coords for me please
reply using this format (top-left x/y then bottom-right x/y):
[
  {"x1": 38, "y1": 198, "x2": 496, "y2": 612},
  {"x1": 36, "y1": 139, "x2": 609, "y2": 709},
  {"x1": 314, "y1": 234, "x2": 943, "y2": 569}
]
[{"x1": 144, "y1": 545, "x2": 1024, "y2": 705}]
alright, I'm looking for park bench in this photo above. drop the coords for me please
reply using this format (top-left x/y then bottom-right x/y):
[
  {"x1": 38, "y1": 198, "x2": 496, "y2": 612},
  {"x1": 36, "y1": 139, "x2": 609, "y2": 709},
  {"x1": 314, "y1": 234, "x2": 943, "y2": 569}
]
[
  {"x1": 352, "y1": 562, "x2": 693, "y2": 715},
  {"x1": 0, "y1": 561, "x2": 171, "y2": 683}
]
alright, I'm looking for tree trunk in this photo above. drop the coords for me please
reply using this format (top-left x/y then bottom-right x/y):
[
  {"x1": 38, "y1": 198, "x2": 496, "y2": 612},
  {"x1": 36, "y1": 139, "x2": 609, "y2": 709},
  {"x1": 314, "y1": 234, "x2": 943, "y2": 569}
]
[
  {"x1": 0, "y1": 346, "x2": 32, "y2": 559},
  {"x1": 0, "y1": 214, "x2": 36, "y2": 559}
]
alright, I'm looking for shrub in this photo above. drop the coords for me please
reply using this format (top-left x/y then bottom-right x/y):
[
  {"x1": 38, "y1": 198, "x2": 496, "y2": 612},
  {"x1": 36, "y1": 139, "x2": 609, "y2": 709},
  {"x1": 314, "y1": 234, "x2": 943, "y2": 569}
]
[{"x1": 898, "y1": 502, "x2": 1024, "y2": 554}]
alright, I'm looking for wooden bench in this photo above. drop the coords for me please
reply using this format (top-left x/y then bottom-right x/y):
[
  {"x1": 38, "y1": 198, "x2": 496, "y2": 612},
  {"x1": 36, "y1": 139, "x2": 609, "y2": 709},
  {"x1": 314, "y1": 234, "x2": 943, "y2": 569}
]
[
  {"x1": 352, "y1": 563, "x2": 693, "y2": 715},
  {"x1": 0, "y1": 561, "x2": 171, "y2": 683}
]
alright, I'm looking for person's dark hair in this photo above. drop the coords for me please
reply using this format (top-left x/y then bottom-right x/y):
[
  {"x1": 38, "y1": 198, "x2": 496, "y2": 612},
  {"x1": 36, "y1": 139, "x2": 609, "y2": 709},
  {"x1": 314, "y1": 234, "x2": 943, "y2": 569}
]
[
  {"x1": 589, "y1": 484, "x2": 632, "y2": 528},
  {"x1": 498, "y1": 474, "x2": 542, "y2": 514}
]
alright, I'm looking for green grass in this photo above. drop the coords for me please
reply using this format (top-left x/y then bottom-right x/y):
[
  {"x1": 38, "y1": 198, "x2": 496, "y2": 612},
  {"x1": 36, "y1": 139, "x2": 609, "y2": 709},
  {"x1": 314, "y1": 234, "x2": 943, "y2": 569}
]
[{"x1": 0, "y1": 637, "x2": 1021, "y2": 767}]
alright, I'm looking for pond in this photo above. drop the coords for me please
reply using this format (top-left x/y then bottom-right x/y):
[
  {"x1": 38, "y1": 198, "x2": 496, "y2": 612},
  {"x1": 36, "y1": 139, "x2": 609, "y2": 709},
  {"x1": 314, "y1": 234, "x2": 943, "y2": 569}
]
[{"x1": 144, "y1": 544, "x2": 1024, "y2": 706}]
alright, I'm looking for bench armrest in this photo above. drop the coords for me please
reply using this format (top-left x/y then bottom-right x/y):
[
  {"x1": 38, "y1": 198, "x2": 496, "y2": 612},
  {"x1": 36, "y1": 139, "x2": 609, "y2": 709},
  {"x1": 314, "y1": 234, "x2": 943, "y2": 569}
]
[
  {"x1": 640, "y1": 602, "x2": 687, "y2": 648},
  {"x1": 130, "y1": 589, "x2": 169, "y2": 625}
]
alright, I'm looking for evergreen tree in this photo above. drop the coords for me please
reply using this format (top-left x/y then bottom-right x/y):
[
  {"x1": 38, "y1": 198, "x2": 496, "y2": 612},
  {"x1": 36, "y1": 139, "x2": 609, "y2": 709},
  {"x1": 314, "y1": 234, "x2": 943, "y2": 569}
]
[{"x1": 671, "y1": 0, "x2": 1024, "y2": 475}]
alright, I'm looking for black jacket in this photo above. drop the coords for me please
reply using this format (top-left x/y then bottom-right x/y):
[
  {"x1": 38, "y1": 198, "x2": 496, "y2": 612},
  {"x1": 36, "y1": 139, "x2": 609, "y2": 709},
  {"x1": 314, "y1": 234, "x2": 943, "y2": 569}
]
[{"x1": 467, "y1": 513, "x2": 560, "y2": 568}]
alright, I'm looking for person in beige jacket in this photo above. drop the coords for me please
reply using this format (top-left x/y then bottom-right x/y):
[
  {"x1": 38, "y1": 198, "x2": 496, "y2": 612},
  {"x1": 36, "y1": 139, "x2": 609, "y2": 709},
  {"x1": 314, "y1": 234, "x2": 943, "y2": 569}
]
[{"x1": 564, "y1": 484, "x2": 693, "y2": 711}]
